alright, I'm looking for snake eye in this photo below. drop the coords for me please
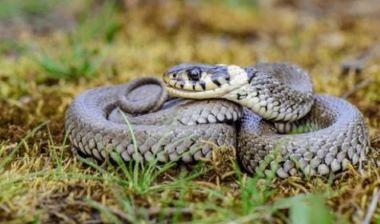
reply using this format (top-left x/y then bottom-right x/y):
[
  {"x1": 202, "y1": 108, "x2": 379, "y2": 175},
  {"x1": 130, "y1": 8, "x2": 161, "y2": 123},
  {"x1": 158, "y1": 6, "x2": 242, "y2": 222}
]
[{"x1": 187, "y1": 68, "x2": 202, "y2": 81}]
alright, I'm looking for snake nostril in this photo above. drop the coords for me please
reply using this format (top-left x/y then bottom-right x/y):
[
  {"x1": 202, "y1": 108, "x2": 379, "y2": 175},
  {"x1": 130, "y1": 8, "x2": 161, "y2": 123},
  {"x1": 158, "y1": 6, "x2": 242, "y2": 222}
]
[{"x1": 187, "y1": 68, "x2": 202, "y2": 81}]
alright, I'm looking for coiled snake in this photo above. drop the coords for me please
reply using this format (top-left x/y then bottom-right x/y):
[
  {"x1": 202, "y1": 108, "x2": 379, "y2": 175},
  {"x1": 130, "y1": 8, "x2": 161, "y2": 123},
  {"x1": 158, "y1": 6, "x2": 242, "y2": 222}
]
[{"x1": 66, "y1": 63, "x2": 370, "y2": 177}]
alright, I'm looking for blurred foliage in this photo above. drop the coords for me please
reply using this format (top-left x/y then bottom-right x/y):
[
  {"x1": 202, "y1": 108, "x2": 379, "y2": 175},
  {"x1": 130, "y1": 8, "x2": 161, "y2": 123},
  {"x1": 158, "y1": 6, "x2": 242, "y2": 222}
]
[
  {"x1": 0, "y1": 0, "x2": 63, "y2": 19},
  {"x1": 277, "y1": 194, "x2": 334, "y2": 224},
  {"x1": 0, "y1": 39, "x2": 28, "y2": 56},
  {"x1": 37, "y1": 45, "x2": 103, "y2": 81},
  {"x1": 73, "y1": 0, "x2": 123, "y2": 43},
  {"x1": 207, "y1": 0, "x2": 260, "y2": 8},
  {"x1": 31, "y1": 0, "x2": 122, "y2": 81}
]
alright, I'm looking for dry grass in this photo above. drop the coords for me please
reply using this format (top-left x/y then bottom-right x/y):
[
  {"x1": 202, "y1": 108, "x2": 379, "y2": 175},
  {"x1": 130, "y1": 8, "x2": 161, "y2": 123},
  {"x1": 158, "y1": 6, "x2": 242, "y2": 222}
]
[{"x1": 0, "y1": 0, "x2": 379, "y2": 223}]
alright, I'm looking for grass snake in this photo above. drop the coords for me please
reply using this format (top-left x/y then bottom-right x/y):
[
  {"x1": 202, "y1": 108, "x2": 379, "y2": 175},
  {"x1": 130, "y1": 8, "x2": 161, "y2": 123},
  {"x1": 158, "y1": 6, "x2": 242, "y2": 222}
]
[{"x1": 66, "y1": 63, "x2": 370, "y2": 177}]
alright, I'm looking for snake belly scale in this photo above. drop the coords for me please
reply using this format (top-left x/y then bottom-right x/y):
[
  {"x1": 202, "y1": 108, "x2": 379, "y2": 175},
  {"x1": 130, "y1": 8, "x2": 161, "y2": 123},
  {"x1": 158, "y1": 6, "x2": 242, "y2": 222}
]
[{"x1": 66, "y1": 63, "x2": 371, "y2": 177}]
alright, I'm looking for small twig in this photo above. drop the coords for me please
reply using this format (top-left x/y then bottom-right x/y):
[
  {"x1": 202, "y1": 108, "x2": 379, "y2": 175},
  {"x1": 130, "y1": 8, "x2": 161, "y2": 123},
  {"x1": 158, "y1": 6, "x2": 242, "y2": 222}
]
[
  {"x1": 194, "y1": 181, "x2": 218, "y2": 188},
  {"x1": 3, "y1": 143, "x2": 17, "y2": 151},
  {"x1": 221, "y1": 171, "x2": 236, "y2": 179},
  {"x1": 341, "y1": 78, "x2": 373, "y2": 99},
  {"x1": 362, "y1": 189, "x2": 380, "y2": 224}
]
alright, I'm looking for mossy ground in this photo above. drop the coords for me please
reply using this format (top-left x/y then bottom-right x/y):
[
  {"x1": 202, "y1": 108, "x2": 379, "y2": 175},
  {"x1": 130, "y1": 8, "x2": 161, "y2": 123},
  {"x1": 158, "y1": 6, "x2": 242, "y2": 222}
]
[{"x1": 0, "y1": 0, "x2": 379, "y2": 223}]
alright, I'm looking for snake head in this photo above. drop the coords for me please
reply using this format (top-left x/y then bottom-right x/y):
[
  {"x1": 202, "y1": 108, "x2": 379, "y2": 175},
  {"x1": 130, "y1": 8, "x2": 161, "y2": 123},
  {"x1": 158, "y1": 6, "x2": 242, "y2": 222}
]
[{"x1": 163, "y1": 63, "x2": 249, "y2": 99}]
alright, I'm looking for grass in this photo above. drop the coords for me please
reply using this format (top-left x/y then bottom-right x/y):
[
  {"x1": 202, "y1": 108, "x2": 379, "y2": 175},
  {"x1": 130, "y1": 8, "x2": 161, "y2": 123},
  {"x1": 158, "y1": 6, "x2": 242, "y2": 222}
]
[
  {"x1": 0, "y1": 0, "x2": 379, "y2": 223},
  {"x1": 37, "y1": 44, "x2": 103, "y2": 81}
]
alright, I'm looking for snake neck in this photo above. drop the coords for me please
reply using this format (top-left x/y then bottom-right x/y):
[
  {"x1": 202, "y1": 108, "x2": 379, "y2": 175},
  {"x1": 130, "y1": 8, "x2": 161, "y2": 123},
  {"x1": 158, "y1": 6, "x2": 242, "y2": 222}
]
[{"x1": 223, "y1": 68, "x2": 314, "y2": 122}]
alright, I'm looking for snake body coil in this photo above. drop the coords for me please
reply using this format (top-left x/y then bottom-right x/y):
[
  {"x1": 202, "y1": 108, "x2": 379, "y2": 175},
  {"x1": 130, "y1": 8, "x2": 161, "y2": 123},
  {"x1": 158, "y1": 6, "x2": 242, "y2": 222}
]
[
  {"x1": 66, "y1": 78, "x2": 242, "y2": 163},
  {"x1": 66, "y1": 63, "x2": 370, "y2": 177}
]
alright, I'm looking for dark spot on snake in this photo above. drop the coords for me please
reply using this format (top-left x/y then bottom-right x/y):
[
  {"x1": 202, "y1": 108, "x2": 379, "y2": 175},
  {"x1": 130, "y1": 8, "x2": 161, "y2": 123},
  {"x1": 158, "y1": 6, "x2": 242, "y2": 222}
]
[
  {"x1": 185, "y1": 139, "x2": 196, "y2": 148},
  {"x1": 248, "y1": 70, "x2": 258, "y2": 83},
  {"x1": 225, "y1": 76, "x2": 230, "y2": 83},
  {"x1": 212, "y1": 78, "x2": 222, "y2": 87},
  {"x1": 200, "y1": 81, "x2": 206, "y2": 90},
  {"x1": 187, "y1": 68, "x2": 202, "y2": 81},
  {"x1": 237, "y1": 93, "x2": 248, "y2": 100}
]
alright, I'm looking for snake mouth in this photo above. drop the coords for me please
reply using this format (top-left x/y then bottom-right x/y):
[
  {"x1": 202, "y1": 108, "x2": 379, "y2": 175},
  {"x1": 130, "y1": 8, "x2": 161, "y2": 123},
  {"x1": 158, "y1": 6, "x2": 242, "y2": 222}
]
[
  {"x1": 164, "y1": 75, "x2": 249, "y2": 100},
  {"x1": 165, "y1": 75, "x2": 252, "y2": 100},
  {"x1": 163, "y1": 74, "x2": 226, "y2": 99},
  {"x1": 162, "y1": 72, "x2": 221, "y2": 93},
  {"x1": 165, "y1": 85, "x2": 230, "y2": 99}
]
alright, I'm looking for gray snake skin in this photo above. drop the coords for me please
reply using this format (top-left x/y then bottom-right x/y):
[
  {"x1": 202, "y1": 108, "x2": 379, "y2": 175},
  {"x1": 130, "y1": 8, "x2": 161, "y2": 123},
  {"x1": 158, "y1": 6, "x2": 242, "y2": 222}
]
[
  {"x1": 66, "y1": 78, "x2": 242, "y2": 163},
  {"x1": 66, "y1": 63, "x2": 370, "y2": 177}
]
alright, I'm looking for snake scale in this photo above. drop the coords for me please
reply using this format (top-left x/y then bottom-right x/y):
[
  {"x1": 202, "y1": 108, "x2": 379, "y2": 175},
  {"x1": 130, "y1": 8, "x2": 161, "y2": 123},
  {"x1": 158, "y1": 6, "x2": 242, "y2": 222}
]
[{"x1": 66, "y1": 63, "x2": 370, "y2": 177}]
